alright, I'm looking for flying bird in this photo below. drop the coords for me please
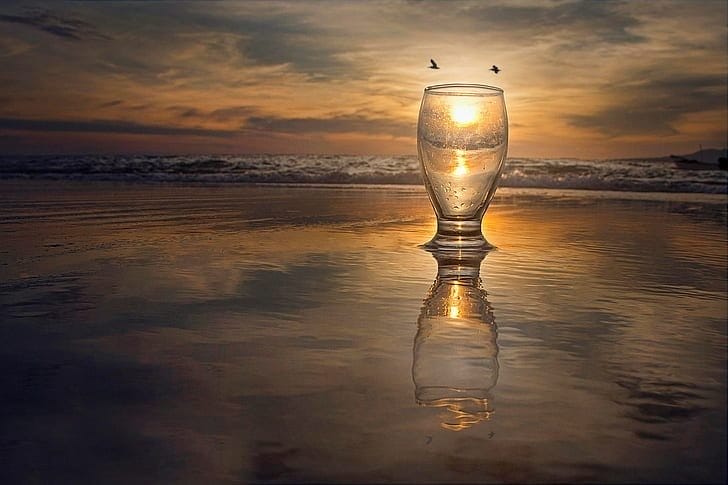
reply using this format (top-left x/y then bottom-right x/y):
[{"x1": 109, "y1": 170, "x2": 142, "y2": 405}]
[
  {"x1": 429, "y1": 59, "x2": 440, "y2": 69},
  {"x1": 490, "y1": 65, "x2": 500, "y2": 74}
]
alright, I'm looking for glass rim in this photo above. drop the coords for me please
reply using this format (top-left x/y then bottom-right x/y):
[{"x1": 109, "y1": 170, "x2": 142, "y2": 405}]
[{"x1": 424, "y1": 83, "x2": 503, "y2": 96}]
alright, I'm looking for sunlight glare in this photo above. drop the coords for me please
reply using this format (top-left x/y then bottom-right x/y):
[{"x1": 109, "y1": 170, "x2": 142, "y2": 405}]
[{"x1": 451, "y1": 103, "x2": 478, "y2": 125}]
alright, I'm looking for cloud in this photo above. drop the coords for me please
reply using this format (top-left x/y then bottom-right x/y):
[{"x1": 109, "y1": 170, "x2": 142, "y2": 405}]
[
  {"x1": 451, "y1": 0, "x2": 645, "y2": 45},
  {"x1": 0, "y1": 8, "x2": 110, "y2": 41},
  {"x1": 164, "y1": 105, "x2": 258, "y2": 122},
  {"x1": 166, "y1": 106, "x2": 211, "y2": 119},
  {"x1": 569, "y1": 107, "x2": 680, "y2": 136},
  {"x1": 97, "y1": 3, "x2": 355, "y2": 78},
  {"x1": 98, "y1": 100, "x2": 123, "y2": 108},
  {"x1": 0, "y1": 1, "x2": 724, "y2": 156},
  {"x1": 245, "y1": 114, "x2": 415, "y2": 137},
  {"x1": 210, "y1": 106, "x2": 258, "y2": 122},
  {"x1": 568, "y1": 73, "x2": 726, "y2": 136},
  {"x1": 238, "y1": 20, "x2": 348, "y2": 76},
  {"x1": 0, "y1": 117, "x2": 234, "y2": 138}
]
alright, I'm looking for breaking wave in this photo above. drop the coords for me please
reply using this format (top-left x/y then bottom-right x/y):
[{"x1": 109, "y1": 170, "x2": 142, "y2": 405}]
[{"x1": 1, "y1": 154, "x2": 725, "y2": 193}]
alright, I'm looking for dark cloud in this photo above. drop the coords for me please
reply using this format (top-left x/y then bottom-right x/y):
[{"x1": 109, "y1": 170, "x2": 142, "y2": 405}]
[
  {"x1": 400, "y1": 0, "x2": 645, "y2": 47},
  {"x1": 164, "y1": 106, "x2": 257, "y2": 122},
  {"x1": 569, "y1": 107, "x2": 680, "y2": 136},
  {"x1": 177, "y1": 107, "x2": 202, "y2": 118},
  {"x1": 95, "y1": 3, "x2": 352, "y2": 77},
  {"x1": 210, "y1": 106, "x2": 258, "y2": 122},
  {"x1": 246, "y1": 115, "x2": 415, "y2": 137},
  {"x1": 97, "y1": 100, "x2": 123, "y2": 108},
  {"x1": 0, "y1": 117, "x2": 234, "y2": 138},
  {"x1": 152, "y1": 5, "x2": 353, "y2": 76},
  {"x1": 149, "y1": 5, "x2": 351, "y2": 75},
  {"x1": 67, "y1": 4, "x2": 355, "y2": 82},
  {"x1": 568, "y1": 74, "x2": 726, "y2": 136},
  {"x1": 460, "y1": 0, "x2": 645, "y2": 44},
  {"x1": 238, "y1": 21, "x2": 347, "y2": 76},
  {"x1": 0, "y1": 9, "x2": 110, "y2": 41},
  {"x1": 190, "y1": 4, "x2": 356, "y2": 78},
  {"x1": 164, "y1": 104, "x2": 413, "y2": 137}
]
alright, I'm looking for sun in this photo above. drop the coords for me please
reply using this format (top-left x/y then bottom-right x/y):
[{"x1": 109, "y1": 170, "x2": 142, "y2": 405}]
[{"x1": 451, "y1": 103, "x2": 478, "y2": 125}]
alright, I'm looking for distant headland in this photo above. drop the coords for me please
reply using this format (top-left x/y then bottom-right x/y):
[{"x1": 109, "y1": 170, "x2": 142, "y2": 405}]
[{"x1": 666, "y1": 147, "x2": 728, "y2": 170}]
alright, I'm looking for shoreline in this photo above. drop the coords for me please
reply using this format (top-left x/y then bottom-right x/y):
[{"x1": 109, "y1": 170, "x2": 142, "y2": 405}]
[{"x1": 2, "y1": 178, "x2": 726, "y2": 204}]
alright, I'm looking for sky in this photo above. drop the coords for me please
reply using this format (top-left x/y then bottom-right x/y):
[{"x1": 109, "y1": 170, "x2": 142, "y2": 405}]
[{"x1": 0, "y1": 0, "x2": 726, "y2": 158}]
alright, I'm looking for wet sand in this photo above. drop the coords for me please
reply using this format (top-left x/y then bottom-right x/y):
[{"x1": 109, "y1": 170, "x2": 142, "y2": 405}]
[{"x1": 1, "y1": 181, "x2": 726, "y2": 483}]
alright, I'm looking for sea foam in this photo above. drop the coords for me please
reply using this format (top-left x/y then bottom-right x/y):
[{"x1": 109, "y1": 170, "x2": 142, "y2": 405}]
[{"x1": 0, "y1": 154, "x2": 725, "y2": 193}]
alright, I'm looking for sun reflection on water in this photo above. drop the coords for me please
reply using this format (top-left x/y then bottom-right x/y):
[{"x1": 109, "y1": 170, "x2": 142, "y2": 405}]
[
  {"x1": 430, "y1": 397, "x2": 494, "y2": 432},
  {"x1": 453, "y1": 149, "x2": 469, "y2": 177}
]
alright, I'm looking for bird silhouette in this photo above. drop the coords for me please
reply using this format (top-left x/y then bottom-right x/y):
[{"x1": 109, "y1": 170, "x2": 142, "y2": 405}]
[
  {"x1": 490, "y1": 65, "x2": 500, "y2": 74},
  {"x1": 429, "y1": 59, "x2": 440, "y2": 69}
]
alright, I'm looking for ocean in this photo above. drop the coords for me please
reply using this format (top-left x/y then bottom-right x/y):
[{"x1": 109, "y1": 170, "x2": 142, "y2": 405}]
[{"x1": 1, "y1": 154, "x2": 726, "y2": 193}]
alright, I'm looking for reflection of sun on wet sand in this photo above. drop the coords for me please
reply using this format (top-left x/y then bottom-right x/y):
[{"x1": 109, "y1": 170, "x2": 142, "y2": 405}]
[{"x1": 413, "y1": 248, "x2": 498, "y2": 431}]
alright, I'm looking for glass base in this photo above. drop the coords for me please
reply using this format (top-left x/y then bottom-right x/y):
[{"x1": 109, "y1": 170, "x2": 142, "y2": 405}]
[{"x1": 421, "y1": 219, "x2": 495, "y2": 252}]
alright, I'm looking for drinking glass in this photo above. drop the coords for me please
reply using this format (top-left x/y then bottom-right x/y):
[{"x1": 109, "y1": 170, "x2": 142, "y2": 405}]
[{"x1": 417, "y1": 84, "x2": 508, "y2": 250}]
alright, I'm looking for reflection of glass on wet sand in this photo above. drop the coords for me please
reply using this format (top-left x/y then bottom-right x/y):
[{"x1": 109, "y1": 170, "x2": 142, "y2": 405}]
[
  {"x1": 0, "y1": 181, "x2": 726, "y2": 483},
  {"x1": 413, "y1": 248, "x2": 498, "y2": 431}
]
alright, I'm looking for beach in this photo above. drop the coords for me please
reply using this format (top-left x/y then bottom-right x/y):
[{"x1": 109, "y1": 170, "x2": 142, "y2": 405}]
[{"x1": 1, "y1": 181, "x2": 726, "y2": 483}]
